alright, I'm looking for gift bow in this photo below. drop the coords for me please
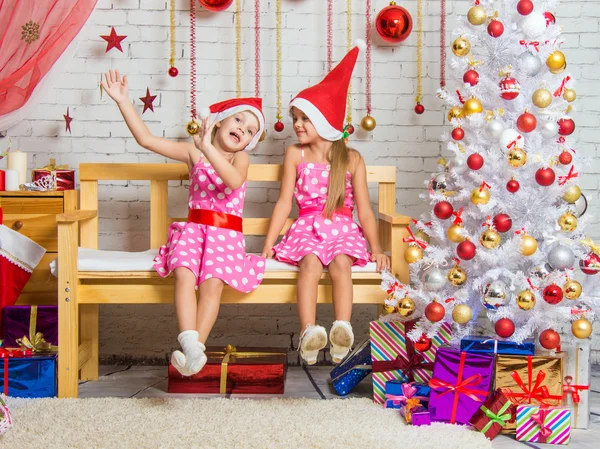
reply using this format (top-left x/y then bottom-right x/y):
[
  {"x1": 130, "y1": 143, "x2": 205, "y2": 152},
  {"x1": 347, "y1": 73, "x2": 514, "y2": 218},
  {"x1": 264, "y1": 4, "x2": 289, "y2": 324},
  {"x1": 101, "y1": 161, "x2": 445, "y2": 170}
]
[
  {"x1": 16, "y1": 332, "x2": 58, "y2": 354},
  {"x1": 480, "y1": 402, "x2": 513, "y2": 434},
  {"x1": 36, "y1": 160, "x2": 70, "y2": 171},
  {"x1": 562, "y1": 376, "x2": 589, "y2": 403},
  {"x1": 385, "y1": 382, "x2": 427, "y2": 407},
  {"x1": 372, "y1": 353, "x2": 433, "y2": 381},
  {"x1": 501, "y1": 357, "x2": 562, "y2": 406},
  {"x1": 531, "y1": 408, "x2": 553, "y2": 443},
  {"x1": 581, "y1": 237, "x2": 600, "y2": 256},
  {"x1": 402, "y1": 227, "x2": 427, "y2": 249}
]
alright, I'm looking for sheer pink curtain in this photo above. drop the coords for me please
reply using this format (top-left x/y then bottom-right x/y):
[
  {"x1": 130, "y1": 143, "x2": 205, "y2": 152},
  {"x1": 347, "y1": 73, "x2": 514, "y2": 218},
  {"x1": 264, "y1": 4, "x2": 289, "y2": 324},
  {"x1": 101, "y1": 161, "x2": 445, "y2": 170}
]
[{"x1": 0, "y1": 0, "x2": 97, "y2": 128}]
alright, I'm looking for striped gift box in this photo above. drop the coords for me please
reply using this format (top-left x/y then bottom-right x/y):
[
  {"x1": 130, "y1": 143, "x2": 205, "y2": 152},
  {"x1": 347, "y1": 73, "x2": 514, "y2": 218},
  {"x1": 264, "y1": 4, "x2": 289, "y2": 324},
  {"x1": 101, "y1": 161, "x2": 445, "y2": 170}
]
[
  {"x1": 370, "y1": 320, "x2": 452, "y2": 404},
  {"x1": 516, "y1": 405, "x2": 571, "y2": 445}
]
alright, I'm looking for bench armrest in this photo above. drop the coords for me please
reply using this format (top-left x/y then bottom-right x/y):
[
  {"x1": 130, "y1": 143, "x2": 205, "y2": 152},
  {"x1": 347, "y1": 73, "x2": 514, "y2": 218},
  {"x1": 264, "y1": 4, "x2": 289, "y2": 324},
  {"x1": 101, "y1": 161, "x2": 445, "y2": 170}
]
[
  {"x1": 379, "y1": 211, "x2": 412, "y2": 225},
  {"x1": 57, "y1": 210, "x2": 97, "y2": 223}
]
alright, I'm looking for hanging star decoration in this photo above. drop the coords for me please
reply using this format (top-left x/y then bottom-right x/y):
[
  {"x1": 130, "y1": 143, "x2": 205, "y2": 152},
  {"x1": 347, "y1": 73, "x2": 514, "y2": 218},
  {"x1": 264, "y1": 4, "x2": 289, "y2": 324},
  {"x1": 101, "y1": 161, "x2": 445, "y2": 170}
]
[
  {"x1": 139, "y1": 88, "x2": 157, "y2": 114},
  {"x1": 21, "y1": 20, "x2": 40, "y2": 44},
  {"x1": 101, "y1": 27, "x2": 127, "y2": 53},
  {"x1": 64, "y1": 108, "x2": 73, "y2": 134}
]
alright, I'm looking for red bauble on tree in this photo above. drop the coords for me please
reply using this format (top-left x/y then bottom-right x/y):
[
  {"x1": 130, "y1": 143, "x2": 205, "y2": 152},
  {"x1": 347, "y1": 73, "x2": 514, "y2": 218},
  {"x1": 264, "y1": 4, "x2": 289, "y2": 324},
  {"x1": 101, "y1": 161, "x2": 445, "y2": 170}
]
[
  {"x1": 495, "y1": 318, "x2": 515, "y2": 338},
  {"x1": 467, "y1": 153, "x2": 484, "y2": 170},
  {"x1": 414, "y1": 334, "x2": 432, "y2": 352},
  {"x1": 457, "y1": 240, "x2": 477, "y2": 260},
  {"x1": 488, "y1": 19, "x2": 504, "y2": 37},
  {"x1": 535, "y1": 167, "x2": 556, "y2": 186},
  {"x1": 559, "y1": 151, "x2": 573, "y2": 165},
  {"x1": 274, "y1": 121, "x2": 284, "y2": 132},
  {"x1": 558, "y1": 118, "x2": 575, "y2": 136},
  {"x1": 517, "y1": 0, "x2": 534, "y2": 16},
  {"x1": 506, "y1": 178, "x2": 520, "y2": 193},
  {"x1": 425, "y1": 301, "x2": 446, "y2": 322},
  {"x1": 544, "y1": 11, "x2": 556, "y2": 26},
  {"x1": 580, "y1": 252, "x2": 600, "y2": 275},
  {"x1": 375, "y1": 2, "x2": 413, "y2": 43},
  {"x1": 543, "y1": 284, "x2": 564, "y2": 304},
  {"x1": 539, "y1": 329, "x2": 561, "y2": 350},
  {"x1": 451, "y1": 127, "x2": 464, "y2": 141},
  {"x1": 463, "y1": 69, "x2": 479, "y2": 86},
  {"x1": 517, "y1": 111, "x2": 537, "y2": 133},
  {"x1": 493, "y1": 213, "x2": 512, "y2": 233},
  {"x1": 414, "y1": 103, "x2": 425, "y2": 114},
  {"x1": 198, "y1": 0, "x2": 234, "y2": 12},
  {"x1": 499, "y1": 76, "x2": 520, "y2": 100},
  {"x1": 434, "y1": 201, "x2": 454, "y2": 219},
  {"x1": 168, "y1": 67, "x2": 179, "y2": 77}
]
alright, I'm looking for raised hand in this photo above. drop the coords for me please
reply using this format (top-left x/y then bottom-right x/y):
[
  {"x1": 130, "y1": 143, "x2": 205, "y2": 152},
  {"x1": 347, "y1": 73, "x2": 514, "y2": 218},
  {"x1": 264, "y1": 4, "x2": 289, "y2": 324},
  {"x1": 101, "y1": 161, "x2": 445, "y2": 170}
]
[
  {"x1": 192, "y1": 118, "x2": 217, "y2": 155},
  {"x1": 101, "y1": 69, "x2": 129, "y2": 104}
]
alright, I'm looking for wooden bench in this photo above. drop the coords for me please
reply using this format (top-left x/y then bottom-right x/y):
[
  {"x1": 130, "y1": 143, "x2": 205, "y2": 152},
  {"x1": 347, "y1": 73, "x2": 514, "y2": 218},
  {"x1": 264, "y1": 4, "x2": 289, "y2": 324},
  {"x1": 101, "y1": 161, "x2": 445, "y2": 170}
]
[{"x1": 55, "y1": 163, "x2": 411, "y2": 397}]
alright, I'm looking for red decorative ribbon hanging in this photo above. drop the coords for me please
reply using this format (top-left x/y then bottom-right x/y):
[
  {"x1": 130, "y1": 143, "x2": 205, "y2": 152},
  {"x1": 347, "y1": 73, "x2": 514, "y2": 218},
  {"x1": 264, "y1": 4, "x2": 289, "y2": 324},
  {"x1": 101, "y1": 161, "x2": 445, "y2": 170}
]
[
  {"x1": 452, "y1": 207, "x2": 464, "y2": 224},
  {"x1": 327, "y1": 0, "x2": 333, "y2": 72},
  {"x1": 514, "y1": 227, "x2": 527, "y2": 236},
  {"x1": 519, "y1": 40, "x2": 541, "y2": 52},
  {"x1": 254, "y1": 0, "x2": 261, "y2": 97},
  {"x1": 402, "y1": 228, "x2": 428, "y2": 249},
  {"x1": 189, "y1": 0, "x2": 197, "y2": 120},
  {"x1": 439, "y1": 0, "x2": 446, "y2": 88},
  {"x1": 558, "y1": 165, "x2": 579, "y2": 186},
  {"x1": 386, "y1": 281, "x2": 402, "y2": 295},
  {"x1": 527, "y1": 278, "x2": 538, "y2": 291},
  {"x1": 554, "y1": 76, "x2": 571, "y2": 97},
  {"x1": 506, "y1": 135, "x2": 523, "y2": 150},
  {"x1": 562, "y1": 375, "x2": 589, "y2": 404},
  {"x1": 456, "y1": 90, "x2": 465, "y2": 104},
  {"x1": 479, "y1": 181, "x2": 491, "y2": 192},
  {"x1": 365, "y1": 0, "x2": 372, "y2": 115}
]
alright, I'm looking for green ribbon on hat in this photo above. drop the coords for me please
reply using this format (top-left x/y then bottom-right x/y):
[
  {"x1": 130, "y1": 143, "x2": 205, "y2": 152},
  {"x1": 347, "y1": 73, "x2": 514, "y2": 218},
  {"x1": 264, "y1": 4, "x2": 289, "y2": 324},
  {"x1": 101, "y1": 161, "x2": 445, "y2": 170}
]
[{"x1": 342, "y1": 124, "x2": 352, "y2": 140}]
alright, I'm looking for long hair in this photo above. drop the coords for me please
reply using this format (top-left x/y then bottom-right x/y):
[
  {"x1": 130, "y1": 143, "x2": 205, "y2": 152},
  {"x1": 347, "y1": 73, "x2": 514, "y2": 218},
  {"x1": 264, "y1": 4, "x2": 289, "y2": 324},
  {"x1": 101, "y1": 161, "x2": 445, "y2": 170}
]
[{"x1": 323, "y1": 138, "x2": 350, "y2": 217}]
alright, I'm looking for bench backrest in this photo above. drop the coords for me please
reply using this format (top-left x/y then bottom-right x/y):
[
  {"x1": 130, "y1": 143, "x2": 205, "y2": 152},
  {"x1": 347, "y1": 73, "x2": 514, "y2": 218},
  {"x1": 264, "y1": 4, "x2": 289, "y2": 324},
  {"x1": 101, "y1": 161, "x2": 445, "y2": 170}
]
[{"x1": 78, "y1": 163, "x2": 396, "y2": 249}]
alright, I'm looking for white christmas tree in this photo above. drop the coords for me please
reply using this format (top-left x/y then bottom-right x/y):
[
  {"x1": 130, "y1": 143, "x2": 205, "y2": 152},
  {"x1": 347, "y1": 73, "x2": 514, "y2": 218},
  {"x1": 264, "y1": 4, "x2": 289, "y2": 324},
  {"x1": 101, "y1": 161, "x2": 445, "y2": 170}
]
[{"x1": 382, "y1": 0, "x2": 599, "y2": 348}]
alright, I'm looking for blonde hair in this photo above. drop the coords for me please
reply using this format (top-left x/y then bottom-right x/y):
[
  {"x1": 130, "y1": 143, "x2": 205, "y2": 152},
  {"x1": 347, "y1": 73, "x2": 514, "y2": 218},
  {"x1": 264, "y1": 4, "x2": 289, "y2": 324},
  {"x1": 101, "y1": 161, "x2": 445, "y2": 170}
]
[{"x1": 323, "y1": 138, "x2": 350, "y2": 217}]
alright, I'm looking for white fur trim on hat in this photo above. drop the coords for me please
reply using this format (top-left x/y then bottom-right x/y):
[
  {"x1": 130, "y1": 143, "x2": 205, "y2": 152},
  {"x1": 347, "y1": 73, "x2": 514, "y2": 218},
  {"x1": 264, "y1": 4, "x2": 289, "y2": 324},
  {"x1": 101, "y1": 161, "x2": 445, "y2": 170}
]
[
  {"x1": 289, "y1": 97, "x2": 343, "y2": 142},
  {"x1": 211, "y1": 105, "x2": 265, "y2": 151},
  {"x1": 354, "y1": 39, "x2": 366, "y2": 52}
]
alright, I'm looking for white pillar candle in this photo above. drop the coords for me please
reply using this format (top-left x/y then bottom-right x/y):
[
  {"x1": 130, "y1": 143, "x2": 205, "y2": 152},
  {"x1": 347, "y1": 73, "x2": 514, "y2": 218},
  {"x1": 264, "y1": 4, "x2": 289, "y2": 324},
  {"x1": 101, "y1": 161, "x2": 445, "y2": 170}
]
[
  {"x1": 4, "y1": 169, "x2": 19, "y2": 191},
  {"x1": 7, "y1": 150, "x2": 28, "y2": 185}
]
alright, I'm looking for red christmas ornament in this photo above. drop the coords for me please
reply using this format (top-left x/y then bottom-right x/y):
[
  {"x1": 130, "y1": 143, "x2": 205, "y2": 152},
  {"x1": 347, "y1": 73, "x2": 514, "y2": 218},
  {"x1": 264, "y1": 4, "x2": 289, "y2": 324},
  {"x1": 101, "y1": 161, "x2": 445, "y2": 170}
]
[
  {"x1": 425, "y1": 301, "x2": 446, "y2": 323},
  {"x1": 499, "y1": 76, "x2": 520, "y2": 100},
  {"x1": 168, "y1": 67, "x2": 179, "y2": 77},
  {"x1": 375, "y1": 3, "x2": 413, "y2": 43},
  {"x1": 517, "y1": 0, "x2": 535, "y2": 16},
  {"x1": 558, "y1": 118, "x2": 575, "y2": 136},
  {"x1": 543, "y1": 284, "x2": 564, "y2": 304},
  {"x1": 346, "y1": 124, "x2": 354, "y2": 135},
  {"x1": 198, "y1": 0, "x2": 234, "y2": 12},
  {"x1": 535, "y1": 167, "x2": 556, "y2": 186},
  {"x1": 63, "y1": 107, "x2": 73, "y2": 134},
  {"x1": 487, "y1": 19, "x2": 504, "y2": 38},
  {"x1": 544, "y1": 11, "x2": 556, "y2": 26},
  {"x1": 558, "y1": 151, "x2": 573, "y2": 165},
  {"x1": 580, "y1": 252, "x2": 600, "y2": 275},
  {"x1": 414, "y1": 334, "x2": 432, "y2": 352},
  {"x1": 495, "y1": 318, "x2": 515, "y2": 338},
  {"x1": 467, "y1": 153, "x2": 484, "y2": 170},
  {"x1": 414, "y1": 103, "x2": 425, "y2": 114},
  {"x1": 517, "y1": 111, "x2": 537, "y2": 133},
  {"x1": 451, "y1": 127, "x2": 465, "y2": 141},
  {"x1": 463, "y1": 70, "x2": 479, "y2": 86},
  {"x1": 506, "y1": 179, "x2": 520, "y2": 193},
  {"x1": 100, "y1": 27, "x2": 127, "y2": 53},
  {"x1": 539, "y1": 329, "x2": 561, "y2": 350},
  {"x1": 139, "y1": 88, "x2": 157, "y2": 114},
  {"x1": 274, "y1": 121, "x2": 284, "y2": 132},
  {"x1": 493, "y1": 213, "x2": 512, "y2": 233},
  {"x1": 434, "y1": 201, "x2": 454, "y2": 220},
  {"x1": 457, "y1": 240, "x2": 477, "y2": 260}
]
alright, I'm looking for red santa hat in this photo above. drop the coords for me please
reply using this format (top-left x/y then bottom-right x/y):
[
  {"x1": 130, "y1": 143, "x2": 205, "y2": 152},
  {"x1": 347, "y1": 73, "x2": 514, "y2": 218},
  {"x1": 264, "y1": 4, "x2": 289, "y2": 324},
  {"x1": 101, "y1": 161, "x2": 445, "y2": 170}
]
[
  {"x1": 199, "y1": 97, "x2": 265, "y2": 151},
  {"x1": 289, "y1": 39, "x2": 366, "y2": 141}
]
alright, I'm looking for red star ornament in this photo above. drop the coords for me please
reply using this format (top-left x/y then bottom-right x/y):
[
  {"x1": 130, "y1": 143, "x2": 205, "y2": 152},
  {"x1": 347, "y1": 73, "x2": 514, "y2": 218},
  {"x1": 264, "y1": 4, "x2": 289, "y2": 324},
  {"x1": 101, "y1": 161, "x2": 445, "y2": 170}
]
[
  {"x1": 101, "y1": 27, "x2": 127, "y2": 53},
  {"x1": 64, "y1": 107, "x2": 73, "y2": 133},
  {"x1": 139, "y1": 88, "x2": 157, "y2": 114}
]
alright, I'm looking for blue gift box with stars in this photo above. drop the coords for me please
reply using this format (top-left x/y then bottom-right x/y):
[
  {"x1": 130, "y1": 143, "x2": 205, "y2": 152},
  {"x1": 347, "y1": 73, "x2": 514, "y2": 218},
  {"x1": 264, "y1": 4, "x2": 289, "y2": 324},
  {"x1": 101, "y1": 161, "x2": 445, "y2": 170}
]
[{"x1": 330, "y1": 339, "x2": 371, "y2": 396}]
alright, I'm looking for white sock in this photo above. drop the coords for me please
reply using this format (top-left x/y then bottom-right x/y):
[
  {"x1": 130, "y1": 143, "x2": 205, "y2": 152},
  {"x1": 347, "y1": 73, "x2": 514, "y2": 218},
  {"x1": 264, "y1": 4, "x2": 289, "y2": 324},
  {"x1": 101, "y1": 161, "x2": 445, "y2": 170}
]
[{"x1": 175, "y1": 330, "x2": 207, "y2": 375}]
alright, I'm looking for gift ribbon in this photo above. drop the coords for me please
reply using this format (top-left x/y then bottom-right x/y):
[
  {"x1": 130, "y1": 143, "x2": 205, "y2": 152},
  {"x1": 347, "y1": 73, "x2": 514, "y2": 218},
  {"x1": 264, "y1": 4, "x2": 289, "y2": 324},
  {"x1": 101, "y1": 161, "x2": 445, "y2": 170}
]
[
  {"x1": 479, "y1": 401, "x2": 512, "y2": 434},
  {"x1": 1, "y1": 348, "x2": 33, "y2": 395},
  {"x1": 15, "y1": 306, "x2": 58, "y2": 353},
  {"x1": 531, "y1": 408, "x2": 553, "y2": 443},
  {"x1": 385, "y1": 382, "x2": 427, "y2": 407},
  {"x1": 501, "y1": 356, "x2": 562, "y2": 406},
  {"x1": 35, "y1": 159, "x2": 70, "y2": 171},
  {"x1": 482, "y1": 339, "x2": 499, "y2": 354},
  {"x1": 562, "y1": 376, "x2": 588, "y2": 403},
  {"x1": 402, "y1": 398, "x2": 423, "y2": 423},
  {"x1": 372, "y1": 353, "x2": 433, "y2": 381}
]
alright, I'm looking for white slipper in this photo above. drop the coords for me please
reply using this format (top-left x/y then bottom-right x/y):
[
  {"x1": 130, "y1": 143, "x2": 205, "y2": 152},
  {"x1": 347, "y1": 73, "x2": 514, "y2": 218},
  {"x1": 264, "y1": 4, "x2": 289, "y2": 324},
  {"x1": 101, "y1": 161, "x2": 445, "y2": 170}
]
[
  {"x1": 299, "y1": 324, "x2": 328, "y2": 365},
  {"x1": 329, "y1": 320, "x2": 354, "y2": 364}
]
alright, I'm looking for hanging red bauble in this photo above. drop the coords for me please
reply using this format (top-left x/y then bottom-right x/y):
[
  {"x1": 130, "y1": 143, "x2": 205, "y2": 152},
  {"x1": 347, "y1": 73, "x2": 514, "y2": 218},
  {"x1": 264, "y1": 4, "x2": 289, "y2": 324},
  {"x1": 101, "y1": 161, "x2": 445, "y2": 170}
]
[
  {"x1": 535, "y1": 167, "x2": 556, "y2": 186},
  {"x1": 457, "y1": 240, "x2": 477, "y2": 260},
  {"x1": 499, "y1": 76, "x2": 520, "y2": 100},
  {"x1": 274, "y1": 121, "x2": 284, "y2": 132},
  {"x1": 558, "y1": 118, "x2": 575, "y2": 136},
  {"x1": 517, "y1": 0, "x2": 534, "y2": 16},
  {"x1": 375, "y1": 2, "x2": 413, "y2": 43},
  {"x1": 414, "y1": 103, "x2": 425, "y2": 114},
  {"x1": 463, "y1": 69, "x2": 479, "y2": 86},
  {"x1": 558, "y1": 151, "x2": 573, "y2": 165},
  {"x1": 539, "y1": 329, "x2": 561, "y2": 350},
  {"x1": 346, "y1": 124, "x2": 355, "y2": 135},
  {"x1": 467, "y1": 153, "x2": 484, "y2": 170},
  {"x1": 487, "y1": 19, "x2": 504, "y2": 37},
  {"x1": 495, "y1": 318, "x2": 515, "y2": 338},
  {"x1": 198, "y1": 0, "x2": 234, "y2": 12},
  {"x1": 580, "y1": 252, "x2": 600, "y2": 275},
  {"x1": 506, "y1": 178, "x2": 520, "y2": 193},
  {"x1": 414, "y1": 334, "x2": 432, "y2": 352},
  {"x1": 451, "y1": 127, "x2": 464, "y2": 140},
  {"x1": 168, "y1": 66, "x2": 179, "y2": 77},
  {"x1": 517, "y1": 111, "x2": 537, "y2": 133},
  {"x1": 434, "y1": 201, "x2": 454, "y2": 219},
  {"x1": 544, "y1": 11, "x2": 556, "y2": 26},
  {"x1": 543, "y1": 284, "x2": 564, "y2": 304},
  {"x1": 425, "y1": 301, "x2": 446, "y2": 322},
  {"x1": 493, "y1": 213, "x2": 512, "y2": 233}
]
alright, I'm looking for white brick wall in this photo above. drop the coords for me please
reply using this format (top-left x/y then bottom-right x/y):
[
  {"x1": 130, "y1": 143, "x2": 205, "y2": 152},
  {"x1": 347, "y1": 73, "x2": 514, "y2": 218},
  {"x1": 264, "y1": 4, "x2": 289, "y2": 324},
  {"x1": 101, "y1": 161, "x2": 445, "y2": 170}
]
[{"x1": 3, "y1": 0, "x2": 599, "y2": 363}]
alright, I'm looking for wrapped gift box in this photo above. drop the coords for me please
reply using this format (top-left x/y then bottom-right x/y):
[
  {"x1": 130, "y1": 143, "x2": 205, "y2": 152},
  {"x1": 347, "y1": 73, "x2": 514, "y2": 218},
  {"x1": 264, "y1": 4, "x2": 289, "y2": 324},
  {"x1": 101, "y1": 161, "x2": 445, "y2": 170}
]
[
  {"x1": 330, "y1": 339, "x2": 371, "y2": 396},
  {"x1": 168, "y1": 345, "x2": 286, "y2": 394},
  {"x1": 384, "y1": 380, "x2": 430, "y2": 409},
  {"x1": 3, "y1": 305, "x2": 58, "y2": 350},
  {"x1": 516, "y1": 405, "x2": 571, "y2": 445},
  {"x1": 460, "y1": 336, "x2": 535, "y2": 356},
  {"x1": 428, "y1": 347, "x2": 494, "y2": 424},
  {"x1": 561, "y1": 341, "x2": 591, "y2": 429},
  {"x1": 469, "y1": 389, "x2": 516, "y2": 440},
  {"x1": 0, "y1": 349, "x2": 57, "y2": 398},
  {"x1": 31, "y1": 159, "x2": 75, "y2": 191},
  {"x1": 400, "y1": 403, "x2": 428, "y2": 424},
  {"x1": 370, "y1": 319, "x2": 451, "y2": 404},
  {"x1": 412, "y1": 410, "x2": 431, "y2": 426}
]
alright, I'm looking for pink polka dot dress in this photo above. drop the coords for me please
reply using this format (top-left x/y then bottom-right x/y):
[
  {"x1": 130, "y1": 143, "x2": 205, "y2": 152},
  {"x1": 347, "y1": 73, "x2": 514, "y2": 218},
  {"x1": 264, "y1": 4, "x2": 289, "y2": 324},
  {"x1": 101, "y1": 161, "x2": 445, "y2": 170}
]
[
  {"x1": 153, "y1": 159, "x2": 265, "y2": 292},
  {"x1": 273, "y1": 148, "x2": 371, "y2": 267}
]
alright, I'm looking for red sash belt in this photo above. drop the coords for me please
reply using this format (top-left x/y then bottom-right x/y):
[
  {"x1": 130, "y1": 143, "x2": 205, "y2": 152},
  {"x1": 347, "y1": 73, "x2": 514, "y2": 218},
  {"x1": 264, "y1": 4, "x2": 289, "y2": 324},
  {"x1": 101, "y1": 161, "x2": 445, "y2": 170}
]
[
  {"x1": 188, "y1": 209, "x2": 243, "y2": 232},
  {"x1": 298, "y1": 206, "x2": 352, "y2": 218}
]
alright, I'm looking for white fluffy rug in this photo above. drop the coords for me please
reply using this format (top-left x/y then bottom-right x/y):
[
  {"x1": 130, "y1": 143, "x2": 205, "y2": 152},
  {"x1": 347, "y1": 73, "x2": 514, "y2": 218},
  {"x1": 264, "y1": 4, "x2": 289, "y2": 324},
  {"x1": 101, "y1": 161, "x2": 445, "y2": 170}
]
[{"x1": 1, "y1": 397, "x2": 492, "y2": 449}]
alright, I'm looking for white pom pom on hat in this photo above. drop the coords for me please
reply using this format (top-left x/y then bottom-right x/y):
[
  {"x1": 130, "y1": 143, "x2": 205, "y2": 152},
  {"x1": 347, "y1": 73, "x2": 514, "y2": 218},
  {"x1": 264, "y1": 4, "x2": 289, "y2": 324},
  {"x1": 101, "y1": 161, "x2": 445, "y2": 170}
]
[
  {"x1": 354, "y1": 39, "x2": 367, "y2": 52},
  {"x1": 198, "y1": 107, "x2": 211, "y2": 119}
]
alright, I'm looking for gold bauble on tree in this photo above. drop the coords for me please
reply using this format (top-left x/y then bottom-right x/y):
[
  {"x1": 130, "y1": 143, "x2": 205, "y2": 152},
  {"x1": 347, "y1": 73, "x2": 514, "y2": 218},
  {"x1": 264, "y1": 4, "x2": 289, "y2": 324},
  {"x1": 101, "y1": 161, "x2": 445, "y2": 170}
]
[
  {"x1": 558, "y1": 211, "x2": 578, "y2": 232},
  {"x1": 532, "y1": 88, "x2": 553, "y2": 108},
  {"x1": 480, "y1": 229, "x2": 501, "y2": 249},
  {"x1": 404, "y1": 246, "x2": 423, "y2": 264},
  {"x1": 360, "y1": 115, "x2": 376, "y2": 132},
  {"x1": 471, "y1": 187, "x2": 490, "y2": 205},
  {"x1": 448, "y1": 265, "x2": 467, "y2": 286},
  {"x1": 520, "y1": 234, "x2": 538, "y2": 256},
  {"x1": 452, "y1": 36, "x2": 471, "y2": 57},
  {"x1": 396, "y1": 296, "x2": 416, "y2": 317},
  {"x1": 452, "y1": 304, "x2": 472, "y2": 324},
  {"x1": 563, "y1": 279, "x2": 582, "y2": 300},
  {"x1": 572, "y1": 318, "x2": 593, "y2": 339},
  {"x1": 186, "y1": 120, "x2": 200, "y2": 135},
  {"x1": 383, "y1": 303, "x2": 396, "y2": 315},
  {"x1": 516, "y1": 289, "x2": 536, "y2": 310},
  {"x1": 563, "y1": 88, "x2": 577, "y2": 102},
  {"x1": 507, "y1": 148, "x2": 527, "y2": 168},
  {"x1": 563, "y1": 185, "x2": 581, "y2": 203},
  {"x1": 447, "y1": 223, "x2": 466, "y2": 243},
  {"x1": 546, "y1": 51, "x2": 566, "y2": 74},
  {"x1": 467, "y1": 6, "x2": 487, "y2": 25},
  {"x1": 448, "y1": 106, "x2": 464, "y2": 121},
  {"x1": 463, "y1": 97, "x2": 483, "y2": 115},
  {"x1": 415, "y1": 230, "x2": 430, "y2": 244}
]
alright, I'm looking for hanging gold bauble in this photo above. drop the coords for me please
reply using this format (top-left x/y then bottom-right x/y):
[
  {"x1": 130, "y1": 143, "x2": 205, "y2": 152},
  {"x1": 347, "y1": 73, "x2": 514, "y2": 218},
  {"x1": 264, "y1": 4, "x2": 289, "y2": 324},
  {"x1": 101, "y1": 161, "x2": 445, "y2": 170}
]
[
  {"x1": 563, "y1": 185, "x2": 581, "y2": 204},
  {"x1": 532, "y1": 88, "x2": 553, "y2": 108},
  {"x1": 546, "y1": 51, "x2": 566, "y2": 72},
  {"x1": 448, "y1": 106, "x2": 464, "y2": 121},
  {"x1": 404, "y1": 246, "x2": 423, "y2": 264},
  {"x1": 563, "y1": 279, "x2": 582, "y2": 300},
  {"x1": 383, "y1": 303, "x2": 397, "y2": 315},
  {"x1": 452, "y1": 36, "x2": 471, "y2": 57},
  {"x1": 467, "y1": 6, "x2": 487, "y2": 26},
  {"x1": 415, "y1": 230, "x2": 431, "y2": 244},
  {"x1": 186, "y1": 120, "x2": 200, "y2": 135},
  {"x1": 572, "y1": 318, "x2": 593, "y2": 339},
  {"x1": 516, "y1": 289, "x2": 536, "y2": 310},
  {"x1": 550, "y1": 64, "x2": 566, "y2": 75},
  {"x1": 507, "y1": 148, "x2": 527, "y2": 168},
  {"x1": 558, "y1": 211, "x2": 578, "y2": 232},
  {"x1": 463, "y1": 97, "x2": 483, "y2": 115},
  {"x1": 563, "y1": 88, "x2": 577, "y2": 103},
  {"x1": 471, "y1": 187, "x2": 490, "y2": 205},
  {"x1": 447, "y1": 223, "x2": 466, "y2": 243},
  {"x1": 396, "y1": 296, "x2": 417, "y2": 317},
  {"x1": 360, "y1": 114, "x2": 376, "y2": 132},
  {"x1": 452, "y1": 304, "x2": 473, "y2": 324},
  {"x1": 480, "y1": 229, "x2": 501, "y2": 249},
  {"x1": 520, "y1": 234, "x2": 538, "y2": 256},
  {"x1": 447, "y1": 265, "x2": 467, "y2": 286}
]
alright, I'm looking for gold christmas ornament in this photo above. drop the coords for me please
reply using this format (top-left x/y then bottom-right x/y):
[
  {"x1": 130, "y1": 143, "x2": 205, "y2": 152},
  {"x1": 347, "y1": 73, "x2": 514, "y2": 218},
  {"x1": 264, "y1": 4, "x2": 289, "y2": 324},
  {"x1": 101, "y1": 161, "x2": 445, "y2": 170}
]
[
  {"x1": 404, "y1": 246, "x2": 423, "y2": 264},
  {"x1": 448, "y1": 106, "x2": 464, "y2": 121},
  {"x1": 383, "y1": 304, "x2": 396, "y2": 315},
  {"x1": 516, "y1": 289, "x2": 536, "y2": 310},
  {"x1": 507, "y1": 148, "x2": 527, "y2": 168},
  {"x1": 463, "y1": 97, "x2": 483, "y2": 115},
  {"x1": 572, "y1": 318, "x2": 593, "y2": 339},
  {"x1": 563, "y1": 279, "x2": 582, "y2": 300},
  {"x1": 546, "y1": 51, "x2": 566, "y2": 72},
  {"x1": 415, "y1": 230, "x2": 430, "y2": 244},
  {"x1": 520, "y1": 234, "x2": 538, "y2": 256},
  {"x1": 467, "y1": 6, "x2": 487, "y2": 26},
  {"x1": 447, "y1": 223, "x2": 466, "y2": 243},
  {"x1": 447, "y1": 265, "x2": 467, "y2": 286},
  {"x1": 563, "y1": 185, "x2": 581, "y2": 204},
  {"x1": 396, "y1": 296, "x2": 417, "y2": 317},
  {"x1": 360, "y1": 114, "x2": 376, "y2": 132},
  {"x1": 186, "y1": 120, "x2": 200, "y2": 135},
  {"x1": 452, "y1": 36, "x2": 471, "y2": 57},
  {"x1": 558, "y1": 211, "x2": 578, "y2": 232},
  {"x1": 452, "y1": 304, "x2": 472, "y2": 324},
  {"x1": 550, "y1": 64, "x2": 566, "y2": 75},
  {"x1": 480, "y1": 229, "x2": 501, "y2": 249},
  {"x1": 532, "y1": 88, "x2": 553, "y2": 108},
  {"x1": 563, "y1": 88, "x2": 577, "y2": 102},
  {"x1": 471, "y1": 187, "x2": 490, "y2": 205}
]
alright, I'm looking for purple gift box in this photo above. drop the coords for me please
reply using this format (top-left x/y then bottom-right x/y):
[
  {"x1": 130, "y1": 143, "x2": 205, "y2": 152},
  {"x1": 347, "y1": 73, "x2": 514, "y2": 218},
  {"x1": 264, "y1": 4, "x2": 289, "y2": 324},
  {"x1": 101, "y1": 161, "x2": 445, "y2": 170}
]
[
  {"x1": 412, "y1": 411, "x2": 431, "y2": 426},
  {"x1": 428, "y1": 347, "x2": 494, "y2": 425},
  {"x1": 2, "y1": 306, "x2": 58, "y2": 348}
]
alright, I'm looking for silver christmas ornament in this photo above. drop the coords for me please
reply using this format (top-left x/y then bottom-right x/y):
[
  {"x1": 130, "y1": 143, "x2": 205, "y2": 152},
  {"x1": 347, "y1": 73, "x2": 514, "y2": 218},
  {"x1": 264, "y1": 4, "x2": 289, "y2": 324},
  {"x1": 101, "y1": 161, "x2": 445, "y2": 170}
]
[
  {"x1": 548, "y1": 245, "x2": 576, "y2": 270},
  {"x1": 486, "y1": 119, "x2": 505, "y2": 139},
  {"x1": 429, "y1": 173, "x2": 449, "y2": 192},
  {"x1": 521, "y1": 12, "x2": 547, "y2": 39},
  {"x1": 541, "y1": 121, "x2": 559, "y2": 139},
  {"x1": 573, "y1": 194, "x2": 588, "y2": 218},
  {"x1": 421, "y1": 267, "x2": 446, "y2": 291},
  {"x1": 529, "y1": 263, "x2": 554, "y2": 280},
  {"x1": 499, "y1": 129, "x2": 523, "y2": 150},
  {"x1": 518, "y1": 52, "x2": 542, "y2": 77},
  {"x1": 482, "y1": 281, "x2": 509, "y2": 310},
  {"x1": 448, "y1": 156, "x2": 468, "y2": 175}
]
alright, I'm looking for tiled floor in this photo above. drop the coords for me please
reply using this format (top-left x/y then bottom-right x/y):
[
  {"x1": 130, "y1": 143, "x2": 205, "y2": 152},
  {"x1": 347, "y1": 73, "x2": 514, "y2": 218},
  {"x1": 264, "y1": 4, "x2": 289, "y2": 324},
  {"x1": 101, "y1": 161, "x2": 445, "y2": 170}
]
[{"x1": 80, "y1": 365, "x2": 600, "y2": 447}]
